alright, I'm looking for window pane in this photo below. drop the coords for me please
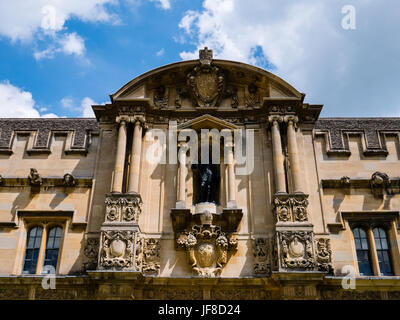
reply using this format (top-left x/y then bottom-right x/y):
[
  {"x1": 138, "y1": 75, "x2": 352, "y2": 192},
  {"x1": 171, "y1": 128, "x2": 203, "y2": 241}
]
[
  {"x1": 22, "y1": 226, "x2": 43, "y2": 274},
  {"x1": 42, "y1": 227, "x2": 62, "y2": 273},
  {"x1": 353, "y1": 228, "x2": 373, "y2": 276},
  {"x1": 373, "y1": 228, "x2": 394, "y2": 276}
]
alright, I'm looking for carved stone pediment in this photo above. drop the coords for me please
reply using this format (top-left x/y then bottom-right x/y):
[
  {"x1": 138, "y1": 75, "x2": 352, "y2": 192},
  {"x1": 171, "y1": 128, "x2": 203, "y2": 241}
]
[{"x1": 187, "y1": 48, "x2": 225, "y2": 108}]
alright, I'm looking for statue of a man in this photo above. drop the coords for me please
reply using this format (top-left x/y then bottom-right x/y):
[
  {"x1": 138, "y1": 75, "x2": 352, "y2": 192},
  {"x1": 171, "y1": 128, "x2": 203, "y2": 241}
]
[{"x1": 192, "y1": 163, "x2": 220, "y2": 203}]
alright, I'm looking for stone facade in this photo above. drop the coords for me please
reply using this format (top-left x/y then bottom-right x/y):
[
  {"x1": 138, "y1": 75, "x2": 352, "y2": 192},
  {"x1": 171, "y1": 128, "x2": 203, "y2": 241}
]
[{"x1": 1, "y1": 48, "x2": 400, "y2": 299}]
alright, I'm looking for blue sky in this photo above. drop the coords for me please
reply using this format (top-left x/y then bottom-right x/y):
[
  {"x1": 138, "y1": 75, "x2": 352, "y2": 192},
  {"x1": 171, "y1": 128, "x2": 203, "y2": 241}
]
[{"x1": 0, "y1": 0, "x2": 399, "y2": 118}]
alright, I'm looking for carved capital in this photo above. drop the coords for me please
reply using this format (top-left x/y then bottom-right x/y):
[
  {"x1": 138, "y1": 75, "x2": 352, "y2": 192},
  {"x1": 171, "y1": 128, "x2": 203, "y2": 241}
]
[
  {"x1": 283, "y1": 115, "x2": 299, "y2": 124},
  {"x1": 116, "y1": 115, "x2": 130, "y2": 124},
  {"x1": 268, "y1": 115, "x2": 284, "y2": 124}
]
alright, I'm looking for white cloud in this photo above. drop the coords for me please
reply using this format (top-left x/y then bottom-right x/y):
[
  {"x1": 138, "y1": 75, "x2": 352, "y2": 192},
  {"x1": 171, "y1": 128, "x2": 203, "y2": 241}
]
[
  {"x1": 178, "y1": 0, "x2": 400, "y2": 117},
  {"x1": 0, "y1": 81, "x2": 57, "y2": 118},
  {"x1": 59, "y1": 33, "x2": 85, "y2": 56},
  {"x1": 81, "y1": 97, "x2": 96, "y2": 117},
  {"x1": 150, "y1": 0, "x2": 171, "y2": 10},
  {"x1": 156, "y1": 48, "x2": 165, "y2": 56},
  {"x1": 0, "y1": 0, "x2": 118, "y2": 42}
]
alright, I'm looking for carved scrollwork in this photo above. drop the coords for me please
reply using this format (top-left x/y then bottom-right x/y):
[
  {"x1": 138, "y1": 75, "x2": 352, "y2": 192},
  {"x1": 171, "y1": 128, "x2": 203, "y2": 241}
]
[
  {"x1": 154, "y1": 85, "x2": 169, "y2": 108},
  {"x1": 315, "y1": 238, "x2": 333, "y2": 273},
  {"x1": 83, "y1": 237, "x2": 99, "y2": 271},
  {"x1": 187, "y1": 47, "x2": 225, "y2": 108},
  {"x1": 273, "y1": 194, "x2": 309, "y2": 222},
  {"x1": 279, "y1": 231, "x2": 315, "y2": 269},
  {"x1": 177, "y1": 219, "x2": 236, "y2": 277},
  {"x1": 253, "y1": 238, "x2": 271, "y2": 276},
  {"x1": 142, "y1": 238, "x2": 161, "y2": 276},
  {"x1": 100, "y1": 230, "x2": 140, "y2": 269},
  {"x1": 224, "y1": 85, "x2": 239, "y2": 108},
  {"x1": 245, "y1": 83, "x2": 261, "y2": 108},
  {"x1": 104, "y1": 194, "x2": 142, "y2": 223}
]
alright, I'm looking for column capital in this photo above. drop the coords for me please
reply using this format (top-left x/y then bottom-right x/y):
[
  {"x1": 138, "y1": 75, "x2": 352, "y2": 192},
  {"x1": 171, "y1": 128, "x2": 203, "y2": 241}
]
[
  {"x1": 131, "y1": 115, "x2": 146, "y2": 125},
  {"x1": 283, "y1": 115, "x2": 299, "y2": 124},
  {"x1": 268, "y1": 115, "x2": 284, "y2": 124},
  {"x1": 116, "y1": 115, "x2": 130, "y2": 124}
]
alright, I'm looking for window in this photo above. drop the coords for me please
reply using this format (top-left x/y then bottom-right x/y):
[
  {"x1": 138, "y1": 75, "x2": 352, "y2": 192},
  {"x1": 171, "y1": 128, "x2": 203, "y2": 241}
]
[
  {"x1": 22, "y1": 226, "x2": 43, "y2": 274},
  {"x1": 373, "y1": 227, "x2": 394, "y2": 276},
  {"x1": 351, "y1": 224, "x2": 395, "y2": 276},
  {"x1": 21, "y1": 224, "x2": 64, "y2": 275},
  {"x1": 353, "y1": 228, "x2": 373, "y2": 276},
  {"x1": 42, "y1": 226, "x2": 63, "y2": 273}
]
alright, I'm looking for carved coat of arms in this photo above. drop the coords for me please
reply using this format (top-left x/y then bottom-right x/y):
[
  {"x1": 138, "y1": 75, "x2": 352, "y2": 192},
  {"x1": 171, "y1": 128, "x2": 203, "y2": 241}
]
[{"x1": 187, "y1": 47, "x2": 225, "y2": 108}]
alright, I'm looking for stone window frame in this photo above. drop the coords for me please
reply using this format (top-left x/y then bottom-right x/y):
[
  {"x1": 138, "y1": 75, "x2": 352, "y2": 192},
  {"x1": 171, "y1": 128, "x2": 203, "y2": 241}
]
[
  {"x1": 343, "y1": 212, "x2": 400, "y2": 277},
  {"x1": 18, "y1": 211, "x2": 71, "y2": 275}
]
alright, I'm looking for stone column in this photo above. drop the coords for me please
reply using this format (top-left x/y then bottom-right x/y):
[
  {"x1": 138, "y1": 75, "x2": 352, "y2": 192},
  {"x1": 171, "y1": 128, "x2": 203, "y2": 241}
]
[
  {"x1": 176, "y1": 142, "x2": 188, "y2": 208},
  {"x1": 285, "y1": 115, "x2": 303, "y2": 194},
  {"x1": 268, "y1": 116, "x2": 286, "y2": 194},
  {"x1": 112, "y1": 117, "x2": 128, "y2": 193},
  {"x1": 127, "y1": 118, "x2": 143, "y2": 194},
  {"x1": 225, "y1": 140, "x2": 236, "y2": 207}
]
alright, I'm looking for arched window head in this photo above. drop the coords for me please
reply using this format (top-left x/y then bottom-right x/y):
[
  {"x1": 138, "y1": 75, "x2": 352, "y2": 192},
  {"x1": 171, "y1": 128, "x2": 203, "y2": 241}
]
[
  {"x1": 352, "y1": 227, "x2": 373, "y2": 276},
  {"x1": 22, "y1": 226, "x2": 43, "y2": 274},
  {"x1": 42, "y1": 226, "x2": 63, "y2": 274},
  {"x1": 373, "y1": 227, "x2": 394, "y2": 276}
]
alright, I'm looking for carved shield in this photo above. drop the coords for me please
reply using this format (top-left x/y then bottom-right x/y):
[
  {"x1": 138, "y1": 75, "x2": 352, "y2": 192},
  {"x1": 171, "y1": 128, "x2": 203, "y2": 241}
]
[
  {"x1": 195, "y1": 72, "x2": 218, "y2": 102},
  {"x1": 110, "y1": 239, "x2": 126, "y2": 258},
  {"x1": 195, "y1": 242, "x2": 216, "y2": 268}
]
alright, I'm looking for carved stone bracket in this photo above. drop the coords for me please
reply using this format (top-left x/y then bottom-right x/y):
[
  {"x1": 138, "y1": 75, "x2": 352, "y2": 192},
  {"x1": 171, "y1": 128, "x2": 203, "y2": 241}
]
[
  {"x1": 371, "y1": 171, "x2": 391, "y2": 198},
  {"x1": 177, "y1": 222, "x2": 237, "y2": 277},
  {"x1": 278, "y1": 230, "x2": 316, "y2": 270},
  {"x1": 172, "y1": 208, "x2": 241, "y2": 277},
  {"x1": 142, "y1": 238, "x2": 161, "y2": 276},
  {"x1": 105, "y1": 193, "x2": 142, "y2": 223},
  {"x1": 99, "y1": 230, "x2": 141, "y2": 270},
  {"x1": 273, "y1": 194, "x2": 309, "y2": 222},
  {"x1": 253, "y1": 238, "x2": 271, "y2": 276}
]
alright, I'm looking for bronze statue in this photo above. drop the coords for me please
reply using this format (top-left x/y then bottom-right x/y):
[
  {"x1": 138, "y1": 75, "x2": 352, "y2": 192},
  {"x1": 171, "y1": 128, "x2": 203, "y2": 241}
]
[{"x1": 192, "y1": 163, "x2": 220, "y2": 204}]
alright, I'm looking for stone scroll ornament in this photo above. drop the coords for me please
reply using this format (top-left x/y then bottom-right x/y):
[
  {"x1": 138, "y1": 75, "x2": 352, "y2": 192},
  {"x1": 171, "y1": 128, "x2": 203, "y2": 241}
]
[
  {"x1": 176, "y1": 211, "x2": 237, "y2": 277},
  {"x1": 100, "y1": 230, "x2": 141, "y2": 269},
  {"x1": 187, "y1": 47, "x2": 225, "y2": 108},
  {"x1": 279, "y1": 231, "x2": 315, "y2": 269},
  {"x1": 83, "y1": 237, "x2": 99, "y2": 271},
  {"x1": 315, "y1": 238, "x2": 333, "y2": 273},
  {"x1": 105, "y1": 195, "x2": 142, "y2": 223}
]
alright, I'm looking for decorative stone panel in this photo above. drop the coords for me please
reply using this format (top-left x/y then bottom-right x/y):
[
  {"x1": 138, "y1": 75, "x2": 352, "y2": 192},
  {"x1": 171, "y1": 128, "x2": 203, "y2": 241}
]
[
  {"x1": 315, "y1": 238, "x2": 333, "y2": 273},
  {"x1": 105, "y1": 193, "x2": 142, "y2": 223},
  {"x1": 253, "y1": 237, "x2": 271, "y2": 276},
  {"x1": 142, "y1": 238, "x2": 161, "y2": 276},
  {"x1": 278, "y1": 230, "x2": 315, "y2": 270},
  {"x1": 99, "y1": 230, "x2": 141, "y2": 270},
  {"x1": 273, "y1": 194, "x2": 309, "y2": 222}
]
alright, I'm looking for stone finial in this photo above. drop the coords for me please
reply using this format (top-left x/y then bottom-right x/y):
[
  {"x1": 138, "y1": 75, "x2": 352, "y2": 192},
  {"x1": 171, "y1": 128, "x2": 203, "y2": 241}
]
[
  {"x1": 28, "y1": 168, "x2": 42, "y2": 186},
  {"x1": 199, "y1": 47, "x2": 213, "y2": 66}
]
